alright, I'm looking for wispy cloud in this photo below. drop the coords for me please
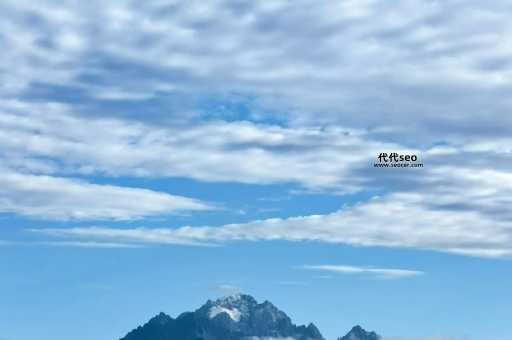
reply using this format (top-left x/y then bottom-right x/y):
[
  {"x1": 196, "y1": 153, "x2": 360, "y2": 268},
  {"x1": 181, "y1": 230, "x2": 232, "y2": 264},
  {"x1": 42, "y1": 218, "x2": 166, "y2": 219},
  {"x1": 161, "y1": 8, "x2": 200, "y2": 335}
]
[
  {"x1": 0, "y1": 240, "x2": 141, "y2": 248},
  {"x1": 276, "y1": 281, "x2": 310, "y2": 286},
  {"x1": 29, "y1": 226, "x2": 217, "y2": 247},
  {"x1": 212, "y1": 284, "x2": 243, "y2": 296},
  {"x1": 0, "y1": 170, "x2": 213, "y2": 220},
  {"x1": 300, "y1": 265, "x2": 424, "y2": 279},
  {"x1": 35, "y1": 241, "x2": 145, "y2": 248},
  {"x1": 28, "y1": 178, "x2": 512, "y2": 257}
]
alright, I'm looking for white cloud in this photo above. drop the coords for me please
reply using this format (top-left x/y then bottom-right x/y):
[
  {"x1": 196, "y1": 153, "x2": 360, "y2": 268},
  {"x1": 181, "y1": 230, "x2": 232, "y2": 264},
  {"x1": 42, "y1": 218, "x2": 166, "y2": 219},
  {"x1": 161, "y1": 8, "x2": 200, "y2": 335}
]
[
  {"x1": 0, "y1": 99, "x2": 407, "y2": 192},
  {"x1": 1, "y1": 0, "x2": 511, "y2": 141},
  {"x1": 0, "y1": 170, "x2": 212, "y2": 220},
  {"x1": 2, "y1": 1, "x2": 512, "y2": 259},
  {"x1": 29, "y1": 226, "x2": 216, "y2": 246},
  {"x1": 213, "y1": 284, "x2": 242, "y2": 296},
  {"x1": 300, "y1": 265, "x2": 424, "y2": 279},
  {"x1": 30, "y1": 170, "x2": 512, "y2": 257},
  {"x1": 0, "y1": 240, "x2": 141, "y2": 248},
  {"x1": 13, "y1": 105, "x2": 510, "y2": 255}
]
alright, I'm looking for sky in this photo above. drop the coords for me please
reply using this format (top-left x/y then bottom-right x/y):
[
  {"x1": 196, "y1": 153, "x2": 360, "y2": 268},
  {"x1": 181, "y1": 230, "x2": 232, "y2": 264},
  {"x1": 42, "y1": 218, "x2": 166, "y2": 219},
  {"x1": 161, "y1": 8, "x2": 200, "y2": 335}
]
[{"x1": 1, "y1": 1, "x2": 511, "y2": 340}]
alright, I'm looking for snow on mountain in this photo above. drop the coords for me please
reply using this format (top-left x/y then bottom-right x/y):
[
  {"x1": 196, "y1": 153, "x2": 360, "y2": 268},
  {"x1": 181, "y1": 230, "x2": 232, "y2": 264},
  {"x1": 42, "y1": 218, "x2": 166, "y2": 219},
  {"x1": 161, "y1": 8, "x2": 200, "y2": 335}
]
[{"x1": 209, "y1": 305, "x2": 242, "y2": 322}]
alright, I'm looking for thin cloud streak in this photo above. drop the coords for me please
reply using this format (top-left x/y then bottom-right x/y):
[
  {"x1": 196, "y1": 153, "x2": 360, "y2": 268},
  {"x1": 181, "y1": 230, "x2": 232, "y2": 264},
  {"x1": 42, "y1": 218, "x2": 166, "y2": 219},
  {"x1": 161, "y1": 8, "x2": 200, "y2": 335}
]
[
  {"x1": 0, "y1": 240, "x2": 142, "y2": 248},
  {"x1": 29, "y1": 226, "x2": 218, "y2": 247},
  {"x1": 301, "y1": 265, "x2": 424, "y2": 279},
  {"x1": 36, "y1": 241, "x2": 145, "y2": 249}
]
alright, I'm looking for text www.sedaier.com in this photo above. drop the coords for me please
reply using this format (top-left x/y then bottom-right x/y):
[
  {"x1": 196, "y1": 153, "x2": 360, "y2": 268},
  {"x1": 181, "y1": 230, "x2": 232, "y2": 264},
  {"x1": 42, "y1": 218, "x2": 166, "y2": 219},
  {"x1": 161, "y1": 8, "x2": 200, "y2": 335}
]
[{"x1": 374, "y1": 152, "x2": 424, "y2": 168}]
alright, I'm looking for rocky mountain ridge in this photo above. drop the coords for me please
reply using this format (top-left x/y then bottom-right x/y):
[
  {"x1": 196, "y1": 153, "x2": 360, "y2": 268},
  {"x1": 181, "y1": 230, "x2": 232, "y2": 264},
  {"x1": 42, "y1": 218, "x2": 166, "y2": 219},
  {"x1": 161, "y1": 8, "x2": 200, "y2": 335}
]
[{"x1": 120, "y1": 294, "x2": 379, "y2": 340}]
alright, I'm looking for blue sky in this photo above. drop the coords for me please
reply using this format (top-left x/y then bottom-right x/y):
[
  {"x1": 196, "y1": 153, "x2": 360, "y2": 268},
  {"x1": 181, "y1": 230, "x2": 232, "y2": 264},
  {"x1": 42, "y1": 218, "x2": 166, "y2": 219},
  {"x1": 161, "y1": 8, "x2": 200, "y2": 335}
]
[{"x1": 1, "y1": 1, "x2": 512, "y2": 340}]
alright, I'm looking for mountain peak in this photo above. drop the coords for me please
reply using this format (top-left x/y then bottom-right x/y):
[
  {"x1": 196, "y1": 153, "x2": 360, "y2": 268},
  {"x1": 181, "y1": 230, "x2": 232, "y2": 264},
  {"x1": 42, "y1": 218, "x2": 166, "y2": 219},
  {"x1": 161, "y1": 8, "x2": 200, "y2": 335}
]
[
  {"x1": 148, "y1": 312, "x2": 173, "y2": 325},
  {"x1": 213, "y1": 293, "x2": 256, "y2": 305},
  {"x1": 351, "y1": 325, "x2": 365, "y2": 333},
  {"x1": 339, "y1": 325, "x2": 380, "y2": 340},
  {"x1": 205, "y1": 294, "x2": 258, "y2": 322},
  {"x1": 121, "y1": 295, "x2": 326, "y2": 340}
]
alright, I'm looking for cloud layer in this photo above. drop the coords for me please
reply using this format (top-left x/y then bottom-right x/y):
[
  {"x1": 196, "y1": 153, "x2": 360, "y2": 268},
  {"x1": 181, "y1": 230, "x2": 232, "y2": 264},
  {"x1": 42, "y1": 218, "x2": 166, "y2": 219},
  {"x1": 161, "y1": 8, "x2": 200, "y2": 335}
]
[
  {"x1": 2, "y1": 0, "x2": 512, "y2": 142},
  {"x1": 4, "y1": 99, "x2": 512, "y2": 256},
  {"x1": 2, "y1": 0, "x2": 511, "y2": 261},
  {"x1": 0, "y1": 99, "x2": 408, "y2": 191}
]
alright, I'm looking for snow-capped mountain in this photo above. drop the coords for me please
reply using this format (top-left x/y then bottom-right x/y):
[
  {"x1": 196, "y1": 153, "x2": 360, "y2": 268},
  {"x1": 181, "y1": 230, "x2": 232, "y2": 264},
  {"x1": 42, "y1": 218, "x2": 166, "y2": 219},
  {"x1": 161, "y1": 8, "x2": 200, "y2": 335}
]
[
  {"x1": 119, "y1": 294, "x2": 379, "y2": 340},
  {"x1": 119, "y1": 294, "x2": 324, "y2": 340}
]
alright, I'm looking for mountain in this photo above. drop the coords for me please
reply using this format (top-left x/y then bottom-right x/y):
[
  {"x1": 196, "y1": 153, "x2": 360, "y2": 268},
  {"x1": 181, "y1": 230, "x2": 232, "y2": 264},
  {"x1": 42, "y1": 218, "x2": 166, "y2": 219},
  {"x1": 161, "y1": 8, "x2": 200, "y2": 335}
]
[
  {"x1": 338, "y1": 325, "x2": 380, "y2": 340},
  {"x1": 120, "y1": 294, "x2": 325, "y2": 340}
]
